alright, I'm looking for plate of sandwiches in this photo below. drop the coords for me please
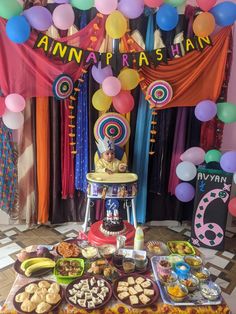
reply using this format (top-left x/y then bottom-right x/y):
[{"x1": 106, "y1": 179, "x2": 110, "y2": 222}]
[
  {"x1": 13, "y1": 280, "x2": 64, "y2": 314},
  {"x1": 65, "y1": 275, "x2": 113, "y2": 310},
  {"x1": 113, "y1": 274, "x2": 159, "y2": 308}
]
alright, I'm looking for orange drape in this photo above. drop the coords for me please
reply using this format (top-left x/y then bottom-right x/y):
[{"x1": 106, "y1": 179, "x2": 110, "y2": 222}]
[
  {"x1": 123, "y1": 27, "x2": 231, "y2": 110},
  {"x1": 36, "y1": 97, "x2": 50, "y2": 224}
]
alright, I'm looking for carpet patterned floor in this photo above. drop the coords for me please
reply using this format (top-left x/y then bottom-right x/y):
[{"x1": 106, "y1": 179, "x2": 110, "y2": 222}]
[{"x1": 0, "y1": 223, "x2": 235, "y2": 313}]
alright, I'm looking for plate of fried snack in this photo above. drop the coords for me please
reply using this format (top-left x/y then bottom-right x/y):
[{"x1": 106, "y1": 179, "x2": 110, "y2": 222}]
[
  {"x1": 55, "y1": 241, "x2": 81, "y2": 258},
  {"x1": 87, "y1": 258, "x2": 119, "y2": 281},
  {"x1": 13, "y1": 280, "x2": 63, "y2": 314}
]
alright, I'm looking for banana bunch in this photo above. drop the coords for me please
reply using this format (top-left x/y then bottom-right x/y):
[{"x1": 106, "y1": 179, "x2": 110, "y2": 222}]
[{"x1": 20, "y1": 258, "x2": 55, "y2": 277}]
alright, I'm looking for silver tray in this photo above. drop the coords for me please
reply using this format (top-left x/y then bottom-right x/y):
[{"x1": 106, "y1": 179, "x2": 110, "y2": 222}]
[{"x1": 151, "y1": 256, "x2": 222, "y2": 306}]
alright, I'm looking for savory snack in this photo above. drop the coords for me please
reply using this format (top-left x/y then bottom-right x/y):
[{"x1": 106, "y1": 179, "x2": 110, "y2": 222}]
[
  {"x1": 167, "y1": 241, "x2": 195, "y2": 255},
  {"x1": 56, "y1": 242, "x2": 81, "y2": 258},
  {"x1": 184, "y1": 255, "x2": 202, "y2": 270},
  {"x1": 87, "y1": 259, "x2": 118, "y2": 280},
  {"x1": 55, "y1": 258, "x2": 84, "y2": 277},
  {"x1": 179, "y1": 274, "x2": 199, "y2": 292},
  {"x1": 192, "y1": 267, "x2": 210, "y2": 282},
  {"x1": 166, "y1": 282, "x2": 188, "y2": 302}
]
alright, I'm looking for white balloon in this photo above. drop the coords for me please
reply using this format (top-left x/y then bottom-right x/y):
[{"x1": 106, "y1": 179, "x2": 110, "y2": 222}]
[
  {"x1": 2, "y1": 110, "x2": 24, "y2": 130},
  {"x1": 176, "y1": 161, "x2": 197, "y2": 181},
  {"x1": 233, "y1": 173, "x2": 236, "y2": 184}
]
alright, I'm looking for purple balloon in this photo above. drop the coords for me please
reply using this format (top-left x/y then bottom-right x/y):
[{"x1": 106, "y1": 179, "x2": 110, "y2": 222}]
[
  {"x1": 175, "y1": 183, "x2": 195, "y2": 203},
  {"x1": 91, "y1": 62, "x2": 113, "y2": 84},
  {"x1": 54, "y1": 0, "x2": 69, "y2": 3},
  {"x1": 220, "y1": 151, "x2": 236, "y2": 173},
  {"x1": 23, "y1": 6, "x2": 52, "y2": 31},
  {"x1": 118, "y1": 0, "x2": 144, "y2": 19},
  {"x1": 194, "y1": 100, "x2": 217, "y2": 122}
]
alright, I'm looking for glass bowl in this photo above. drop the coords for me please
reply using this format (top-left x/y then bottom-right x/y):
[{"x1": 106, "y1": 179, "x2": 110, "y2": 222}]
[
  {"x1": 200, "y1": 281, "x2": 221, "y2": 301},
  {"x1": 179, "y1": 274, "x2": 199, "y2": 292},
  {"x1": 98, "y1": 244, "x2": 116, "y2": 259},
  {"x1": 192, "y1": 267, "x2": 210, "y2": 282},
  {"x1": 146, "y1": 241, "x2": 169, "y2": 256},
  {"x1": 81, "y1": 246, "x2": 98, "y2": 259},
  {"x1": 166, "y1": 281, "x2": 188, "y2": 302},
  {"x1": 184, "y1": 255, "x2": 203, "y2": 270},
  {"x1": 156, "y1": 259, "x2": 172, "y2": 277},
  {"x1": 158, "y1": 270, "x2": 178, "y2": 286}
]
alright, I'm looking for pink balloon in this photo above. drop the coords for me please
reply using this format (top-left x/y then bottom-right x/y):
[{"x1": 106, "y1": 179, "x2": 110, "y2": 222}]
[
  {"x1": 228, "y1": 198, "x2": 236, "y2": 217},
  {"x1": 113, "y1": 91, "x2": 135, "y2": 114},
  {"x1": 0, "y1": 97, "x2": 6, "y2": 117},
  {"x1": 95, "y1": 0, "x2": 118, "y2": 15},
  {"x1": 180, "y1": 147, "x2": 205, "y2": 165},
  {"x1": 2, "y1": 110, "x2": 24, "y2": 130},
  {"x1": 102, "y1": 76, "x2": 121, "y2": 97},
  {"x1": 5, "y1": 93, "x2": 25, "y2": 112},
  {"x1": 118, "y1": 0, "x2": 144, "y2": 19},
  {"x1": 197, "y1": 0, "x2": 217, "y2": 11},
  {"x1": 91, "y1": 62, "x2": 113, "y2": 84},
  {"x1": 144, "y1": 0, "x2": 163, "y2": 8},
  {"x1": 52, "y1": 4, "x2": 75, "y2": 30}
]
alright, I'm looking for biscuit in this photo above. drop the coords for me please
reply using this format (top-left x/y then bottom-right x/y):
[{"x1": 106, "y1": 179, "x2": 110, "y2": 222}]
[
  {"x1": 128, "y1": 277, "x2": 135, "y2": 285},
  {"x1": 128, "y1": 287, "x2": 138, "y2": 295},
  {"x1": 118, "y1": 292, "x2": 129, "y2": 300},
  {"x1": 135, "y1": 277, "x2": 145, "y2": 285},
  {"x1": 118, "y1": 281, "x2": 129, "y2": 287},
  {"x1": 134, "y1": 284, "x2": 143, "y2": 293},
  {"x1": 129, "y1": 295, "x2": 139, "y2": 305},
  {"x1": 141, "y1": 280, "x2": 152, "y2": 288},
  {"x1": 144, "y1": 289, "x2": 154, "y2": 296},
  {"x1": 139, "y1": 293, "x2": 151, "y2": 305}
]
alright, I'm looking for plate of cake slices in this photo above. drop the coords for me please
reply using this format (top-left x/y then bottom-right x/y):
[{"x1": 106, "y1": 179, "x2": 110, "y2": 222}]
[
  {"x1": 65, "y1": 275, "x2": 113, "y2": 310},
  {"x1": 113, "y1": 274, "x2": 159, "y2": 308},
  {"x1": 13, "y1": 280, "x2": 64, "y2": 314}
]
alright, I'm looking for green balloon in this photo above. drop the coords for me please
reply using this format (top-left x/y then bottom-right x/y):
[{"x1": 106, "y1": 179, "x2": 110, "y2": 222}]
[
  {"x1": 217, "y1": 102, "x2": 236, "y2": 124},
  {"x1": 0, "y1": 0, "x2": 23, "y2": 19},
  {"x1": 70, "y1": 0, "x2": 94, "y2": 10},
  {"x1": 164, "y1": 0, "x2": 186, "y2": 7},
  {"x1": 205, "y1": 150, "x2": 222, "y2": 163}
]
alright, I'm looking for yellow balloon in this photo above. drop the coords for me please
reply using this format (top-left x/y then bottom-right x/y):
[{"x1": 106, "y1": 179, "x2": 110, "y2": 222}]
[
  {"x1": 92, "y1": 89, "x2": 112, "y2": 112},
  {"x1": 105, "y1": 10, "x2": 127, "y2": 39},
  {"x1": 118, "y1": 68, "x2": 140, "y2": 90}
]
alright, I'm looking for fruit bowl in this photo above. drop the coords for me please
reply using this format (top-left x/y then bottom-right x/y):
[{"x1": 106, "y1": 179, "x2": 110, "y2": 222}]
[
  {"x1": 166, "y1": 282, "x2": 188, "y2": 302},
  {"x1": 179, "y1": 274, "x2": 199, "y2": 292}
]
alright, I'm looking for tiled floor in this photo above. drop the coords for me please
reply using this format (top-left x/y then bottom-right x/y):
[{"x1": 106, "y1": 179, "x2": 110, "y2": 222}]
[{"x1": 0, "y1": 223, "x2": 236, "y2": 313}]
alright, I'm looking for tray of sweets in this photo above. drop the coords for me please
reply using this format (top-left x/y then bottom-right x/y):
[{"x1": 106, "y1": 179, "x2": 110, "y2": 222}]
[{"x1": 151, "y1": 256, "x2": 222, "y2": 306}]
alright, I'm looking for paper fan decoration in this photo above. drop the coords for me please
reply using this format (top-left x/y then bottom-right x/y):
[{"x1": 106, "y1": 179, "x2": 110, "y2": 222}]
[
  {"x1": 94, "y1": 113, "x2": 130, "y2": 146},
  {"x1": 146, "y1": 80, "x2": 173, "y2": 108},
  {"x1": 52, "y1": 74, "x2": 74, "y2": 100}
]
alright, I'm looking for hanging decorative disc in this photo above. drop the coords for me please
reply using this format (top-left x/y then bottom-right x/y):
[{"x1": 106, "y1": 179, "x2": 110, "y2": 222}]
[
  {"x1": 94, "y1": 113, "x2": 130, "y2": 147},
  {"x1": 146, "y1": 80, "x2": 173, "y2": 108},
  {"x1": 52, "y1": 74, "x2": 74, "y2": 100}
]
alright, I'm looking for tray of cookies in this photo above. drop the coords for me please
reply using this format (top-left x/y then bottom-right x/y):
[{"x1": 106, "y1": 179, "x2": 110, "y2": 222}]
[
  {"x1": 13, "y1": 280, "x2": 63, "y2": 314},
  {"x1": 65, "y1": 275, "x2": 113, "y2": 310},
  {"x1": 113, "y1": 274, "x2": 159, "y2": 308}
]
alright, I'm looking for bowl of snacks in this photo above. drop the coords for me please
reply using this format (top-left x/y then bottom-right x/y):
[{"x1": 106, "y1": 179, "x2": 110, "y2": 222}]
[
  {"x1": 156, "y1": 259, "x2": 172, "y2": 278},
  {"x1": 54, "y1": 258, "x2": 84, "y2": 284},
  {"x1": 81, "y1": 246, "x2": 98, "y2": 259},
  {"x1": 98, "y1": 244, "x2": 116, "y2": 259},
  {"x1": 167, "y1": 241, "x2": 195, "y2": 255},
  {"x1": 174, "y1": 261, "x2": 190, "y2": 279},
  {"x1": 192, "y1": 267, "x2": 210, "y2": 282},
  {"x1": 166, "y1": 282, "x2": 188, "y2": 302},
  {"x1": 184, "y1": 255, "x2": 202, "y2": 270},
  {"x1": 167, "y1": 254, "x2": 183, "y2": 266},
  {"x1": 179, "y1": 274, "x2": 199, "y2": 292},
  {"x1": 158, "y1": 270, "x2": 178, "y2": 286},
  {"x1": 146, "y1": 241, "x2": 169, "y2": 256},
  {"x1": 200, "y1": 281, "x2": 221, "y2": 301}
]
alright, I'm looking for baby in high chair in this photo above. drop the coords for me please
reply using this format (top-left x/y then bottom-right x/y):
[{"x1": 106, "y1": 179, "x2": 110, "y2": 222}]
[{"x1": 95, "y1": 136, "x2": 127, "y2": 174}]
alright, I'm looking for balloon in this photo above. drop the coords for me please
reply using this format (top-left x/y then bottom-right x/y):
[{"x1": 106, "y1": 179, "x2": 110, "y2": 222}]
[
  {"x1": 228, "y1": 198, "x2": 236, "y2": 217},
  {"x1": 0, "y1": 0, "x2": 23, "y2": 20},
  {"x1": 156, "y1": 4, "x2": 179, "y2": 31},
  {"x1": 102, "y1": 76, "x2": 121, "y2": 97},
  {"x1": 113, "y1": 91, "x2": 135, "y2": 114},
  {"x1": 105, "y1": 10, "x2": 127, "y2": 39},
  {"x1": 91, "y1": 62, "x2": 113, "y2": 84},
  {"x1": 217, "y1": 102, "x2": 236, "y2": 124},
  {"x1": 118, "y1": 69, "x2": 140, "y2": 91},
  {"x1": 23, "y1": 6, "x2": 52, "y2": 31},
  {"x1": 70, "y1": 0, "x2": 94, "y2": 10},
  {"x1": 197, "y1": 0, "x2": 217, "y2": 12},
  {"x1": 92, "y1": 89, "x2": 112, "y2": 112},
  {"x1": 193, "y1": 12, "x2": 215, "y2": 37},
  {"x1": 211, "y1": 2, "x2": 236, "y2": 27},
  {"x1": 6, "y1": 16, "x2": 30, "y2": 44},
  {"x1": 144, "y1": 0, "x2": 163, "y2": 8},
  {"x1": 180, "y1": 147, "x2": 205, "y2": 165},
  {"x1": 220, "y1": 151, "x2": 236, "y2": 173},
  {"x1": 52, "y1": 4, "x2": 75, "y2": 30},
  {"x1": 0, "y1": 98, "x2": 6, "y2": 117},
  {"x1": 205, "y1": 149, "x2": 222, "y2": 163},
  {"x1": 2, "y1": 110, "x2": 24, "y2": 130},
  {"x1": 164, "y1": 0, "x2": 186, "y2": 7},
  {"x1": 95, "y1": 0, "x2": 118, "y2": 15},
  {"x1": 176, "y1": 161, "x2": 197, "y2": 181},
  {"x1": 175, "y1": 183, "x2": 195, "y2": 202},
  {"x1": 233, "y1": 173, "x2": 236, "y2": 184},
  {"x1": 194, "y1": 100, "x2": 217, "y2": 122},
  {"x1": 118, "y1": 0, "x2": 144, "y2": 19},
  {"x1": 5, "y1": 94, "x2": 25, "y2": 112},
  {"x1": 54, "y1": 0, "x2": 69, "y2": 3}
]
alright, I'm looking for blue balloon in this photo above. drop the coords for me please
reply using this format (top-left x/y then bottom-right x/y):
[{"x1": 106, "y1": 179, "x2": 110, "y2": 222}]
[
  {"x1": 156, "y1": 4, "x2": 179, "y2": 31},
  {"x1": 6, "y1": 15, "x2": 30, "y2": 44},
  {"x1": 210, "y1": 2, "x2": 236, "y2": 27}
]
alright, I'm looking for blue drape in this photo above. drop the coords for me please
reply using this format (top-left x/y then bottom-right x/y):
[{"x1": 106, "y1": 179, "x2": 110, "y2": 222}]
[
  {"x1": 132, "y1": 12, "x2": 154, "y2": 223},
  {"x1": 75, "y1": 13, "x2": 89, "y2": 192}
]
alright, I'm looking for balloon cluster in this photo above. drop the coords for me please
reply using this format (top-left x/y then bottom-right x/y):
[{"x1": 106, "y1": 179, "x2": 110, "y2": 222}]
[
  {"x1": 0, "y1": 93, "x2": 25, "y2": 129},
  {"x1": 92, "y1": 63, "x2": 139, "y2": 114}
]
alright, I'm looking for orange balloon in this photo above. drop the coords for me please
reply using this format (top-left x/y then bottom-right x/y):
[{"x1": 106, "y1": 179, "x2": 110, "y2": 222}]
[{"x1": 193, "y1": 12, "x2": 215, "y2": 37}]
